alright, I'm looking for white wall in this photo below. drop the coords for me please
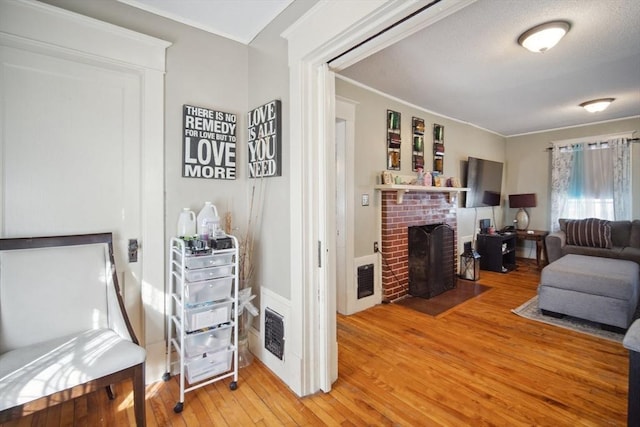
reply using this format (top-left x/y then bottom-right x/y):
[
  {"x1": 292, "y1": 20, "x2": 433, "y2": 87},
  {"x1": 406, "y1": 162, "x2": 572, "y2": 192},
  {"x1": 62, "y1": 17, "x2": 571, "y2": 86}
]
[
  {"x1": 335, "y1": 77, "x2": 507, "y2": 257},
  {"x1": 40, "y1": 0, "x2": 252, "y2": 292},
  {"x1": 247, "y1": 1, "x2": 317, "y2": 301}
]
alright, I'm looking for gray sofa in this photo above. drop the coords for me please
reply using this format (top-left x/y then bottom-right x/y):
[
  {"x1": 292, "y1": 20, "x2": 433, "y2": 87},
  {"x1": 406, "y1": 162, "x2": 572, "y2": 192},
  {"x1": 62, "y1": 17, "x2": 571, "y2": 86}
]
[{"x1": 546, "y1": 219, "x2": 640, "y2": 265}]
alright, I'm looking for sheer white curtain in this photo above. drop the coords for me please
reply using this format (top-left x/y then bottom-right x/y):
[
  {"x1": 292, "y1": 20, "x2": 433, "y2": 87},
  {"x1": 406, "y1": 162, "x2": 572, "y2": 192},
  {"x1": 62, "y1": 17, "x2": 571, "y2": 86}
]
[
  {"x1": 611, "y1": 138, "x2": 632, "y2": 219},
  {"x1": 550, "y1": 136, "x2": 632, "y2": 232},
  {"x1": 550, "y1": 145, "x2": 574, "y2": 232}
]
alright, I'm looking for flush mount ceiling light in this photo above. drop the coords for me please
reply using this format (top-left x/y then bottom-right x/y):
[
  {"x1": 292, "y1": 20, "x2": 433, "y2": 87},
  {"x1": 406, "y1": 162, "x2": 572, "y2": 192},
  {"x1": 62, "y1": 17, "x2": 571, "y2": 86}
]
[
  {"x1": 579, "y1": 98, "x2": 615, "y2": 113},
  {"x1": 518, "y1": 21, "x2": 570, "y2": 53}
]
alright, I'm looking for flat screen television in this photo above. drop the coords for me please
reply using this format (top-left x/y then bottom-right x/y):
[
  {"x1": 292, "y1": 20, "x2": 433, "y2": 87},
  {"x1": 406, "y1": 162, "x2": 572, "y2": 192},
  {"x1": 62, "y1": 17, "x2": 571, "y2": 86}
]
[{"x1": 464, "y1": 157, "x2": 504, "y2": 208}]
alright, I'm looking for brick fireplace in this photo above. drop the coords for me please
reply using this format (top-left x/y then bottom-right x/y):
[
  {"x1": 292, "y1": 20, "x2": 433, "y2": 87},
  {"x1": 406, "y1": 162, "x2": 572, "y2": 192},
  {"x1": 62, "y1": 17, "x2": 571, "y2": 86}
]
[{"x1": 380, "y1": 190, "x2": 458, "y2": 301}]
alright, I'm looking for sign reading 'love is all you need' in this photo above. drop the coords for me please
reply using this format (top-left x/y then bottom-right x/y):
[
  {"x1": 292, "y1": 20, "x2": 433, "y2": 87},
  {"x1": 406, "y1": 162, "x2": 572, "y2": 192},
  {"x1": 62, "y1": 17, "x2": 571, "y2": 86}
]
[{"x1": 247, "y1": 100, "x2": 281, "y2": 178}]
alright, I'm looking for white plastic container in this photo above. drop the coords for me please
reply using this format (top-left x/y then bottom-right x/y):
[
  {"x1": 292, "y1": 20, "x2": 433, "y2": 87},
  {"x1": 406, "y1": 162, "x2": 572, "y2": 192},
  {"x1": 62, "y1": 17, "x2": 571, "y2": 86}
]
[
  {"x1": 184, "y1": 252, "x2": 234, "y2": 270},
  {"x1": 178, "y1": 324, "x2": 233, "y2": 358},
  {"x1": 176, "y1": 300, "x2": 232, "y2": 332},
  {"x1": 196, "y1": 202, "x2": 221, "y2": 240},
  {"x1": 177, "y1": 208, "x2": 196, "y2": 237},
  {"x1": 175, "y1": 276, "x2": 233, "y2": 305},
  {"x1": 185, "y1": 347, "x2": 234, "y2": 384},
  {"x1": 184, "y1": 264, "x2": 234, "y2": 282}
]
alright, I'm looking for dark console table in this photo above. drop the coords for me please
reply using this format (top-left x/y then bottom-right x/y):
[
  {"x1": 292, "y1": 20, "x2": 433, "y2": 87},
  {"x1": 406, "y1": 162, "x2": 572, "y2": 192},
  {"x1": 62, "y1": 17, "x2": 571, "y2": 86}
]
[
  {"x1": 515, "y1": 229, "x2": 549, "y2": 266},
  {"x1": 476, "y1": 233, "x2": 517, "y2": 273}
]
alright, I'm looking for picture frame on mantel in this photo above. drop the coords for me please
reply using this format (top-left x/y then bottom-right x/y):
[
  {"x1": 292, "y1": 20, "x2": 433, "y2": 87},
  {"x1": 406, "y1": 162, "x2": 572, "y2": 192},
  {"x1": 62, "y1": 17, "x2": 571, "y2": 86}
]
[{"x1": 386, "y1": 109, "x2": 401, "y2": 170}]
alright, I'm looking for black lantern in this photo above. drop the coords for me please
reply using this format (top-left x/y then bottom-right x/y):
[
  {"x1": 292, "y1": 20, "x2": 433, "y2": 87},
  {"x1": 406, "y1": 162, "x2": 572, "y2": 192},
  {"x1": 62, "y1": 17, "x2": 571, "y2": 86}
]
[{"x1": 460, "y1": 241, "x2": 481, "y2": 281}]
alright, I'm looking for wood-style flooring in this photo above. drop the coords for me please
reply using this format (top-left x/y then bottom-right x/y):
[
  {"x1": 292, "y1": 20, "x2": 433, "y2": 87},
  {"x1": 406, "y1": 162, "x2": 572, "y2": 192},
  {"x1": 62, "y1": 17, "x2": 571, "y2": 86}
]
[{"x1": 1, "y1": 259, "x2": 629, "y2": 426}]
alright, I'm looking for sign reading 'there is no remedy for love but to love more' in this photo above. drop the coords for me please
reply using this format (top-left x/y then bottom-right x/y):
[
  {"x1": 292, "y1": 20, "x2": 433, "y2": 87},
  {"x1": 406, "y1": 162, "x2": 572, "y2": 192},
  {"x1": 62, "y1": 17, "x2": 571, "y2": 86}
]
[
  {"x1": 183, "y1": 104, "x2": 237, "y2": 180},
  {"x1": 247, "y1": 100, "x2": 281, "y2": 178}
]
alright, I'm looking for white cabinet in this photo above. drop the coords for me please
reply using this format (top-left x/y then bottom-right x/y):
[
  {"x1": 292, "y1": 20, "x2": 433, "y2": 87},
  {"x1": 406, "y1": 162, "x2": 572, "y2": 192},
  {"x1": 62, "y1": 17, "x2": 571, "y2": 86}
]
[{"x1": 163, "y1": 236, "x2": 239, "y2": 413}]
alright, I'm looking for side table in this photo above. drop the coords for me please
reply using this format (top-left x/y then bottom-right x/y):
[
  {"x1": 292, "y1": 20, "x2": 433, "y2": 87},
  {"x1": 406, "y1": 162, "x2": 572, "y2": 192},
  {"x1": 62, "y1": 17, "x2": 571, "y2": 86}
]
[{"x1": 516, "y1": 229, "x2": 549, "y2": 267}]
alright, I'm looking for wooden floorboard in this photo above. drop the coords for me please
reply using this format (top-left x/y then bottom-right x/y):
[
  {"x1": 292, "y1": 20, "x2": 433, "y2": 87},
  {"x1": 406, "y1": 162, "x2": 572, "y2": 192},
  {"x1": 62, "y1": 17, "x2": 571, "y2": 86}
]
[{"x1": 1, "y1": 259, "x2": 628, "y2": 426}]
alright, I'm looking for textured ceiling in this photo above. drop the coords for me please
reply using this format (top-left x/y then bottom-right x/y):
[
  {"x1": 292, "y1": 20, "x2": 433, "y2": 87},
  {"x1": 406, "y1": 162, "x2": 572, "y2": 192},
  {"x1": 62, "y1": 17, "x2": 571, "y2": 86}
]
[{"x1": 338, "y1": 0, "x2": 640, "y2": 136}]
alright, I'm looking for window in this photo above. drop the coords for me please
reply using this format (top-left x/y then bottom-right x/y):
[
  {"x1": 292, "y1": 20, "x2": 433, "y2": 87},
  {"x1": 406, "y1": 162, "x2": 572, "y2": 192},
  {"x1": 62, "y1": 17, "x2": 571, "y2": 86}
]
[
  {"x1": 550, "y1": 136, "x2": 631, "y2": 232},
  {"x1": 564, "y1": 143, "x2": 614, "y2": 220}
]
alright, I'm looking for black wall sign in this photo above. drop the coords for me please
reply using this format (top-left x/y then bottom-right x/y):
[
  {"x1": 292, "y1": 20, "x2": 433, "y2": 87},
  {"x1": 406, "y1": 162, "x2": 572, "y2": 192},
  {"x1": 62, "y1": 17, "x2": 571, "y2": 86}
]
[
  {"x1": 183, "y1": 104, "x2": 236, "y2": 179},
  {"x1": 247, "y1": 100, "x2": 281, "y2": 178}
]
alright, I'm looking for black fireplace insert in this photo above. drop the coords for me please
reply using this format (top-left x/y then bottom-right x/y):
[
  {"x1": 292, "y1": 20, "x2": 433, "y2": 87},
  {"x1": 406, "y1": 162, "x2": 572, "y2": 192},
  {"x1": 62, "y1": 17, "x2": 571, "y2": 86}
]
[{"x1": 408, "y1": 223, "x2": 456, "y2": 298}]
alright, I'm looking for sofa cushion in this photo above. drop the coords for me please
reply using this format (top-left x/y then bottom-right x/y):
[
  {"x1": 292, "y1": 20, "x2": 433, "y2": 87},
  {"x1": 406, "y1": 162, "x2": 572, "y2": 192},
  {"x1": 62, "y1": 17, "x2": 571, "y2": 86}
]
[
  {"x1": 621, "y1": 247, "x2": 640, "y2": 265},
  {"x1": 565, "y1": 218, "x2": 612, "y2": 249},
  {"x1": 610, "y1": 220, "x2": 632, "y2": 247},
  {"x1": 564, "y1": 245, "x2": 624, "y2": 259},
  {"x1": 630, "y1": 220, "x2": 640, "y2": 249},
  {"x1": 559, "y1": 218, "x2": 569, "y2": 232}
]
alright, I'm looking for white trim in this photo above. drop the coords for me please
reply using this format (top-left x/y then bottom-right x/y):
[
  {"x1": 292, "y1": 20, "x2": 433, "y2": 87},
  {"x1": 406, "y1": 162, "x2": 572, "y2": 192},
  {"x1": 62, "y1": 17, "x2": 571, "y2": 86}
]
[
  {"x1": 551, "y1": 131, "x2": 636, "y2": 146},
  {"x1": 335, "y1": 97, "x2": 358, "y2": 317},
  {"x1": 0, "y1": 0, "x2": 170, "y2": 71},
  {"x1": 282, "y1": 0, "x2": 476, "y2": 397},
  {"x1": 319, "y1": 65, "x2": 336, "y2": 392},
  {"x1": 507, "y1": 116, "x2": 640, "y2": 138}
]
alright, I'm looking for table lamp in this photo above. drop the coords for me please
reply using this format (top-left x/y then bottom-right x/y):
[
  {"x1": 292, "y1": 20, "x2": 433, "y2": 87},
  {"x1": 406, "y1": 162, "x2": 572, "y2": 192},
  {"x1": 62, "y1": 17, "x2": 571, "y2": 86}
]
[{"x1": 509, "y1": 193, "x2": 536, "y2": 230}]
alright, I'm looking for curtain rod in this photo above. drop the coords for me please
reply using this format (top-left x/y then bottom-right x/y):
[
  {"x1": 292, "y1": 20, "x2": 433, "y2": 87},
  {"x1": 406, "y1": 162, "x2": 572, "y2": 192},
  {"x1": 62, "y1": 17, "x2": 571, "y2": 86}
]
[{"x1": 545, "y1": 137, "x2": 639, "y2": 151}]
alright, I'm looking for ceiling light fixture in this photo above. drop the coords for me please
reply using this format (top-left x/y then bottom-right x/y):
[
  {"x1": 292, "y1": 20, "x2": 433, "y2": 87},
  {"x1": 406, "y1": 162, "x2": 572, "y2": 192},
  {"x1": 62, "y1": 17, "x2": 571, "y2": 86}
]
[
  {"x1": 518, "y1": 21, "x2": 570, "y2": 53},
  {"x1": 579, "y1": 98, "x2": 615, "y2": 113}
]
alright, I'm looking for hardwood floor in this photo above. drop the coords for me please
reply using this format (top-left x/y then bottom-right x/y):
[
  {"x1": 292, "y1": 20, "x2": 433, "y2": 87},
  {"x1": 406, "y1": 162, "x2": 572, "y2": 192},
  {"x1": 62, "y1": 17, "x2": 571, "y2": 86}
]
[{"x1": 1, "y1": 259, "x2": 628, "y2": 426}]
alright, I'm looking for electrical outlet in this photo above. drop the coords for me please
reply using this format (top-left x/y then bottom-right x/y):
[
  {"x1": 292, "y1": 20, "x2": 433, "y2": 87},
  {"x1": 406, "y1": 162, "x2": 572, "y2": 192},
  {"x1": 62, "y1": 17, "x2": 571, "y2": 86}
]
[{"x1": 373, "y1": 242, "x2": 379, "y2": 253}]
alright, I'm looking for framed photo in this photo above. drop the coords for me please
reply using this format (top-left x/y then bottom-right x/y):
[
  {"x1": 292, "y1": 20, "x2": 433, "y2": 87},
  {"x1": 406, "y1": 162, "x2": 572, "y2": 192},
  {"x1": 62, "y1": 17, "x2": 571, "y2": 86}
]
[{"x1": 386, "y1": 110, "x2": 401, "y2": 170}]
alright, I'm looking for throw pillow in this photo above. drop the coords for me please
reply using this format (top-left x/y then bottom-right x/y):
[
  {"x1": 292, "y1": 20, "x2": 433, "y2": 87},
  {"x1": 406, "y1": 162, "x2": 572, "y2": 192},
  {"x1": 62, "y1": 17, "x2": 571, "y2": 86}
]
[{"x1": 565, "y1": 218, "x2": 612, "y2": 249}]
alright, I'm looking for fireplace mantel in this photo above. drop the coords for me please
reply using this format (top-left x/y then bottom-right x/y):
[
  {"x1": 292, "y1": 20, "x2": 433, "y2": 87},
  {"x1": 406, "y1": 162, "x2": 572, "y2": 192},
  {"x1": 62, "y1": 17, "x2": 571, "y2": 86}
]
[{"x1": 374, "y1": 184, "x2": 468, "y2": 203}]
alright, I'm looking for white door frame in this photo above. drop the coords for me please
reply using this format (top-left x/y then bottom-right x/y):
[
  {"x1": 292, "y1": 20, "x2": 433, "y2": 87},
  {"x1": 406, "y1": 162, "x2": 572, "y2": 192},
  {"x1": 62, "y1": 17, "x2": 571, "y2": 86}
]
[{"x1": 282, "y1": 0, "x2": 475, "y2": 395}]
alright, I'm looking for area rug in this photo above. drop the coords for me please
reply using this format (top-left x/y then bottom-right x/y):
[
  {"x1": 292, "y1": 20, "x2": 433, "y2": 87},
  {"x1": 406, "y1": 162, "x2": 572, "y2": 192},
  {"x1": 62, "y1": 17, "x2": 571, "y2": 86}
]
[
  {"x1": 512, "y1": 296, "x2": 623, "y2": 343},
  {"x1": 395, "y1": 280, "x2": 491, "y2": 317}
]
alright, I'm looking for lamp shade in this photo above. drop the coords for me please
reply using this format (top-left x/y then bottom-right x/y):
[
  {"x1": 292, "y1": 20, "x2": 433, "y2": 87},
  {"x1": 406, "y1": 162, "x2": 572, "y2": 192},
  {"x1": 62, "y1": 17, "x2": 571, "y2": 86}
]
[{"x1": 509, "y1": 193, "x2": 537, "y2": 208}]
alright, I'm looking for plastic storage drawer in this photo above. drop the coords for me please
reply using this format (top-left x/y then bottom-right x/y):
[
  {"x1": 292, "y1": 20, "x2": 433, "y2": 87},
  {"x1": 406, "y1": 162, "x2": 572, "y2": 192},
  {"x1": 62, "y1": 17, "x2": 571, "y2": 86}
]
[
  {"x1": 176, "y1": 276, "x2": 233, "y2": 305},
  {"x1": 179, "y1": 324, "x2": 233, "y2": 358},
  {"x1": 177, "y1": 300, "x2": 233, "y2": 332},
  {"x1": 185, "y1": 347, "x2": 234, "y2": 384},
  {"x1": 184, "y1": 252, "x2": 233, "y2": 270},
  {"x1": 184, "y1": 265, "x2": 233, "y2": 282}
]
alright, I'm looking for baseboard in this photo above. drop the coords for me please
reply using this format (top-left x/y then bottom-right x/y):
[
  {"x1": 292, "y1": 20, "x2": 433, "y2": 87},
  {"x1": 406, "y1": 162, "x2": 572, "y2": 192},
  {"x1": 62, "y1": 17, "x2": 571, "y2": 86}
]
[{"x1": 145, "y1": 340, "x2": 167, "y2": 384}]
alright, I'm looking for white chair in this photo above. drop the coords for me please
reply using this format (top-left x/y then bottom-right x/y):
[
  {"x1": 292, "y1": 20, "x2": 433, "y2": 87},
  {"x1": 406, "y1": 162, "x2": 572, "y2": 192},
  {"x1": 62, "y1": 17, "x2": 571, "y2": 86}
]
[{"x1": 0, "y1": 233, "x2": 146, "y2": 425}]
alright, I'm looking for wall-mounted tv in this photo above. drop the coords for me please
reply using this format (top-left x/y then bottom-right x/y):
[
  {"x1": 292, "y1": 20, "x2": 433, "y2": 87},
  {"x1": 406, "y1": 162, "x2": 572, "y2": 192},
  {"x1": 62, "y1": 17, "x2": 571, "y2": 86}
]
[{"x1": 464, "y1": 157, "x2": 504, "y2": 208}]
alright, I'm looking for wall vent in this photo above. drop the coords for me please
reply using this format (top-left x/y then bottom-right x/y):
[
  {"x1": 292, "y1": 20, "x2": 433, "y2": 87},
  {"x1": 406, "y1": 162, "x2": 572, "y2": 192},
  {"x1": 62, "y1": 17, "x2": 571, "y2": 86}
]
[
  {"x1": 264, "y1": 307, "x2": 285, "y2": 360},
  {"x1": 357, "y1": 263, "x2": 374, "y2": 299}
]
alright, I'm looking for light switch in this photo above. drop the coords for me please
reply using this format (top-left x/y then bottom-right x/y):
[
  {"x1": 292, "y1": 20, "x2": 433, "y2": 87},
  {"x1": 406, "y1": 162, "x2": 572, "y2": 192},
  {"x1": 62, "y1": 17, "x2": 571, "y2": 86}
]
[{"x1": 361, "y1": 194, "x2": 369, "y2": 206}]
